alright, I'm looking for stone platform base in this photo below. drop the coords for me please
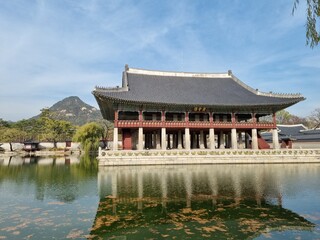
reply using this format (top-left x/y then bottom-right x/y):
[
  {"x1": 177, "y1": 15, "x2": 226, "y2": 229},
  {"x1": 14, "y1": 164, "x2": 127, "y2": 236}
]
[{"x1": 98, "y1": 149, "x2": 320, "y2": 166}]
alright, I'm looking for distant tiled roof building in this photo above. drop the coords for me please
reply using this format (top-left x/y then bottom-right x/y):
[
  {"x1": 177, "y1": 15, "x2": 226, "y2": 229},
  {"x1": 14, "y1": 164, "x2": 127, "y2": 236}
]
[
  {"x1": 93, "y1": 65, "x2": 305, "y2": 151},
  {"x1": 262, "y1": 124, "x2": 320, "y2": 149}
]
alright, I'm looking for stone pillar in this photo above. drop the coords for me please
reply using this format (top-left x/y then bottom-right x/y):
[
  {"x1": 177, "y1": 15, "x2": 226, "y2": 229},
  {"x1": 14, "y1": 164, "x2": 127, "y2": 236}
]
[
  {"x1": 209, "y1": 128, "x2": 215, "y2": 149},
  {"x1": 272, "y1": 128, "x2": 280, "y2": 149},
  {"x1": 148, "y1": 133, "x2": 152, "y2": 149},
  {"x1": 199, "y1": 130, "x2": 205, "y2": 149},
  {"x1": 177, "y1": 130, "x2": 182, "y2": 149},
  {"x1": 192, "y1": 132, "x2": 197, "y2": 149},
  {"x1": 161, "y1": 128, "x2": 166, "y2": 150},
  {"x1": 173, "y1": 133, "x2": 177, "y2": 149},
  {"x1": 132, "y1": 130, "x2": 138, "y2": 150},
  {"x1": 244, "y1": 132, "x2": 249, "y2": 149},
  {"x1": 231, "y1": 128, "x2": 237, "y2": 149},
  {"x1": 219, "y1": 132, "x2": 225, "y2": 149},
  {"x1": 185, "y1": 128, "x2": 190, "y2": 150},
  {"x1": 251, "y1": 128, "x2": 258, "y2": 149},
  {"x1": 204, "y1": 132, "x2": 208, "y2": 148},
  {"x1": 238, "y1": 132, "x2": 243, "y2": 149},
  {"x1": 138, "y1": 127, "x2": 143, "y2": 150},
  {"x1": 156, "y1": 130, "x2": 161, "y2": 149},
  {"x1": 144, "y1": 133, "x2": 148, "y2": 149},
  {"x1": 167, "y1": 133, "x2": 171, "y2": 149},
  {"x1": 228, "y1": 133, "x2": 232, "y2": 148},
  {"x1": 113, "y1": 127, "x2": 118, "y2": 151},
  {"x1": 153, "y1": 131, "x2": 157, "y2": 149}
]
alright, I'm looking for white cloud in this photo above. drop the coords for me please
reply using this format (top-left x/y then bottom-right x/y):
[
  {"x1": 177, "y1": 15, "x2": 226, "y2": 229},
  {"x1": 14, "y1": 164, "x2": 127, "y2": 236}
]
[{"x1": 0, "y1": 0, "x2": 319, "y2": 121}]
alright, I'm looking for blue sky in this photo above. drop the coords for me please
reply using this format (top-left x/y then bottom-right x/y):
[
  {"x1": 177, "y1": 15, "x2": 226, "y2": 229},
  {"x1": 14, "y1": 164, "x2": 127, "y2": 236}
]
[{"x1": 0, "y1": 0, "x2": 319, "y2": 121}]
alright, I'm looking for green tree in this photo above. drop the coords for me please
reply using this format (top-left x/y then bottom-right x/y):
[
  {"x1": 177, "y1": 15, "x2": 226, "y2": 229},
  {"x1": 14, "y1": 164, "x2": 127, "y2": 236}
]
[
  {"x1": 72, "y1": 122, "x2": 104, "y2": 153},
  {"x1": 12, "y1": 118, "x2": 40, "y2": 140},
  {"x1": 0, "y1": 118, "x2": 11, "y2": 128},
  {"x1": 0, "y1": 128, "x2": 27, "y2": 151},
  {"x1": 293, "y1": 0, "x2": 320, "y2": 48},
  {"x1": 275, "y1": 110, "x2": 309, "y2": 125},
  {"x1": 37, "y1": 108, "x2": 76, "y2": 147},
  {"x1": 96, "y1": 119, "x2": 114, "y2": 140},
  {"x1": 276, "y1": 110, "x2": 292, "y2": 124}
]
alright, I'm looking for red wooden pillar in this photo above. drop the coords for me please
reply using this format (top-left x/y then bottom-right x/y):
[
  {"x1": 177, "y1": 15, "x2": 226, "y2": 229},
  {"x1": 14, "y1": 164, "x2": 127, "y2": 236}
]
[
  {"x1": 161, "y1": 110, "x2": 166, "y2": 150},
  {"x1": 272, "y1": 112, "x2": 277, "y2": 128},
  {"x1": 185, "y1": 111, "x2": 189, "y2": 127},
  {"x1": 252, "y1": 112, "x2": 257, "y2": 128},
  {"x1": 231, "y1": 112, "x2": 236, "y2": 128},
  {"x1": 209, "y1": 111, "x2": 213, "y2": 127},
  {"x1": 209, "y1": 112, "x2": 213, "y2": 123},
  {"x1": 161, "y1": 110, "x2": 165, "y2": 121},
  {"x1": 161, "y1": 110, "x2": 165, "y2": 127}
]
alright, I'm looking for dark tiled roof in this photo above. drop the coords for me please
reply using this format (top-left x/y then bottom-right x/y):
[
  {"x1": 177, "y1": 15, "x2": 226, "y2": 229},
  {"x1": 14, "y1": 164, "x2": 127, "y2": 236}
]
[
  {"x1": 93, "y1": 66, "x2": 305, "y2": 110},
  {"x1": 262, "y1": 125, "x2": 320, "y2": 142},
  {"x1": 277, "y1": 124, "x2": 307, "y2": 136},
  {"x1": 301, "y1": 129, "x2": 320, "y2": 135}
]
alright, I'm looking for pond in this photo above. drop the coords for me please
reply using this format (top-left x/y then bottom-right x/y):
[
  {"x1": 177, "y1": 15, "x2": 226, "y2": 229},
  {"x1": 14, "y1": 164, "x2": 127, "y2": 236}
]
[{"x1": 1, "y1": 155, "x2": 320, "y2": 239}]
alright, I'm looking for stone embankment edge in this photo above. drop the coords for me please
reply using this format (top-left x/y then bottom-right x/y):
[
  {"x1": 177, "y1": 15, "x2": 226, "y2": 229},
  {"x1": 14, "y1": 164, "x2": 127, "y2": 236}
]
[
  {"x1": 98, "y1": 149, "x2": 320, "y2": 166},
  {"x1": 0, "y1": 150, "x2": 81, "y2": 157}
]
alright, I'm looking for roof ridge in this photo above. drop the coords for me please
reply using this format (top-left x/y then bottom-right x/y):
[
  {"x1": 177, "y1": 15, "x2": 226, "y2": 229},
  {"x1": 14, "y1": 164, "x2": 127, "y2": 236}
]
[
  {"x1": 229, "y1": 73, "x2": 304, "y2": 99},
  {"x1": 94, "y1": 85, "x2": 128, "y2": 92},
  {"x1": 126, "y1": 66, "x2": 229, "y2": 78},
  {"x1": 126, "y1": 65, "x2": 304, "y2": 99},
  {"x1": 278, "y1": 124, "x2": 307, "y2": 128}
]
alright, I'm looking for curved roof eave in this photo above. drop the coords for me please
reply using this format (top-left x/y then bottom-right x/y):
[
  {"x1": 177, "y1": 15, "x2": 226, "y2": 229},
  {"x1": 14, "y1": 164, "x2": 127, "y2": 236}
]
[{"x1": 93, "y1": 91, "x2": 304, "y2": 112}]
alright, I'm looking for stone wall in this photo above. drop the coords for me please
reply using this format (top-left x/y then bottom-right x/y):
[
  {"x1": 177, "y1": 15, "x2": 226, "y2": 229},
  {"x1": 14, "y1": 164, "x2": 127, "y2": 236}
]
[
  {"x1": 98, "y1": 149, "x2": 320, "y2": 166},
  {"x1": 0, "y1": 142, "x2": 80, "y2": 151}
]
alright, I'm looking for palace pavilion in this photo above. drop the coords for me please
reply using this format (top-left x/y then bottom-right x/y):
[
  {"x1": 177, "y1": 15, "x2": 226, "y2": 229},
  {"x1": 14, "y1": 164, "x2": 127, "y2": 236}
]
[{"x1": 93, "y1": 65, "x2": 304, "y2": 151}]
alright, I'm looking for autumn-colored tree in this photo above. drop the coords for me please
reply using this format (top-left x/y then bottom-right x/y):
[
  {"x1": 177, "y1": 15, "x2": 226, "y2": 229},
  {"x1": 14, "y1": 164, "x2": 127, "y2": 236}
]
[
  {"x1": 309, "y1": 108, "x2": 320, "y2": 128},
  {"x1": 275, "y1": 109, "x2": 309, "y2": 126}
]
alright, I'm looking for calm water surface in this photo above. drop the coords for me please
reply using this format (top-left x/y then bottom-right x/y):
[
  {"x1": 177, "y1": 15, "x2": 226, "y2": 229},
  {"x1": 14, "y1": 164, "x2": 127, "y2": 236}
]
[{"x1": 1, "y1": 155, "x2": 320, "y2": 239}]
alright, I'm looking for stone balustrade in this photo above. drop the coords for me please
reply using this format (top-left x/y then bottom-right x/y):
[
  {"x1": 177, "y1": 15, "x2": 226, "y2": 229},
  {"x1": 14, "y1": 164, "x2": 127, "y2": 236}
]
[{"x1": 116, "y1": 120, "x2": 274, "y2": 129}]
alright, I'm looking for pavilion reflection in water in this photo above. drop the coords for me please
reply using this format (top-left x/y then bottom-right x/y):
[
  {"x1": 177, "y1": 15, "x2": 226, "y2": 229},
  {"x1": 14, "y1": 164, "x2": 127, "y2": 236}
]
[{"x1": 90, "y1": 164, "x2": 315, "y2": 239}]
